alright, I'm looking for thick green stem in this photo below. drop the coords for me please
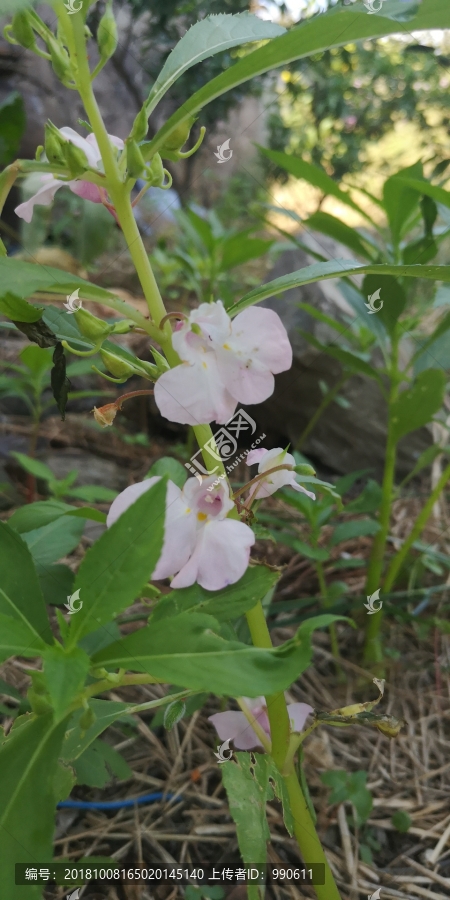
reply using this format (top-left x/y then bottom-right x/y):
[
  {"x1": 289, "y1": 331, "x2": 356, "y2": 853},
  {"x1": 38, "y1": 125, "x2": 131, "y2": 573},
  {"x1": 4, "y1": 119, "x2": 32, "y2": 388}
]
[
  {"x1": 383, "y1": 460, "x2": 450, "y2": 593},
  {"x1": 296, "y1": 375, "x2": 348, "y2": 451},
  {"x1": 364, "y1": 338, "x2": 400, "y2": 664}
]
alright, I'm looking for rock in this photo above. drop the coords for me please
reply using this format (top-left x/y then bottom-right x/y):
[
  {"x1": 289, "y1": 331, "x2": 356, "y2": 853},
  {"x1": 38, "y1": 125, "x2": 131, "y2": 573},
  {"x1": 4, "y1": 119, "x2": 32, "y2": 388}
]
[{"x1": 253, "y1": 243, "x2": 431, "y2": 478}]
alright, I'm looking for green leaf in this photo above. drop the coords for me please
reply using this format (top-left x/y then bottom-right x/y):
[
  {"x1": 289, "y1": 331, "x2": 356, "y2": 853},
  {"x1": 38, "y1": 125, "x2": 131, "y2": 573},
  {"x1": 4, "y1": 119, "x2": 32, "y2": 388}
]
[
  {"x1": 9, "y1": 451, "x2": 54, "y2": 483},
  {"x1": 329, "y1": 518, "x2": 380, "y2": 547},
  {"x1": 66, "y1": 484, "x2": 118, "y2": 502},
  {"x1": 298, "y1": 331, "x2": 382, "y2": 383},
  {"x1": 399, "y1": 444, "x2": 443, "y2": 488},
  {"x1": 73, "y1": 738, "x2": 131, "y2": 788},
  {"x1": 62, "y1": 699, "x2": 133, "y2": 762},
  {"x1": 51, "y1": 342, "x2": 71, "y2": 420},
  {"x1": 395, "y1": 175, "x2": 450, "y2": 212},
  {"x1": 303, "y1": 211, "x2": 376, "y2": 260},
  {"x1": 231, "y1": 259, "x2": 450, "y2": 316},
  {"x1": 151, "y1": 566, "x2": 279, "y2": 623},
  {"x1": 67, "y1": 478, "x2": 167, "y2": 644},
  {"x1": 8, "y1": 500, "x2": 74, "y2": 533},
  {"x1": 0, "y1": 678, "x2": 22, "y2": 702},
  {"x1": 413, "y1": 310, "x2": 450, "y2": 362},
  {"x1": 220, "y1": 235, "x2": 273, "y2": 272},
  {"x1": 260, "y1": 148, "x2": 368, "y2": 220},
  {"x1": 38, "y1": 563, "x2": 75, "y2": 606},
  {"x1": 382, "y1": 162, "x2": 423, "y2": 243},
  {"x1": 221, "y1": 753, "x2": 270, "y2": 868},
  {"x1": 147, "y1": 456, "x2": 188, "y2": 488},
  {"x1": 0, "y1": 712, "x2": 67, "y2": 900},
  {"x1": 392, "y1": 810, "x2": 412, "y2": 833},
  {"x1": 164, "y1": 698, "x2": 187, "y2": 730},
  {"x1": 321, "y1": 769, "x2": 372, "y2": 826},
  {"x1": 92, "y1": 612, "x2": 346, "y2": 696},
  {"x1": 20, "y1": 344, "x2": 53, "y2": 377},
  {"x1": 42, "y1": 645, "x2": 90, "y2": 721},
  {"x1": 0, "y1": 291, "x2": 43, "y2": 323},
  {"x1": 344, "y1": 480, "x2": 382, "y2": 514},
  {"x1": 145, "y1": 13, "x2": 285, "y2": 115},
  {"x1": 66, "y1": 506, "x2": 107, "y2": 523},
  {"x1": 391, "y1": 369, "x2": 446, "y2": 442},
  {"x1": 362, "y1": 274, "x2": 407, "y2": 335},
  {"x1": 0, "y1": 614, "x2": 47, "y2": 663},
  {"x1": 53, "y1": 760, "x2": 76, "y2": 803},
  {"x1": 21, "y1": 516, "x2": 85, "y2": 567},
  {"x1": 0, "y1": 522, "x2": 52, "y2": 645}
]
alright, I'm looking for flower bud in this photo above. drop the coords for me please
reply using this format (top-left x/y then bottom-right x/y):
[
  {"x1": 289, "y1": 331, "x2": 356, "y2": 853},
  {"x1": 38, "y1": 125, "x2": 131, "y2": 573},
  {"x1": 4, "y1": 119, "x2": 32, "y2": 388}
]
[
  {"x1": 44, "y1": 122, "x2": 67, "y2": 167},
  {"x1": 146, "y1": 152, "x2": 165, "y2": 187},
  {"x1": 6, "y1": 12, "x2": 36, "y2": 50},
  {"x1": 100, "y1": 348, "x2": 140, "y2": 379},
  {"x1": 97, "y1": 0, "x2": 118, "y2": 62},
  {"x1": 293, "y1": 464, "x2": 316, "y2": 476},
  {"x1": 160, "y1": 117, "x2": 196, "y2": 153},
  {"x1": 48, "y1": 36, "x2": 73, "y2": 85},
  {"x1": 79, "y1": 705, "x2": 96, "y2": 732},
  {"x1": 111, "y1": 318, "x2": 136, "y2": 335},
  {"x1": 126, "y1": 139, "x2": 146, "y2": 180},
  {"x1": 74, "y1": 307, "x2": 113, "y2": 341},
  {"x1": 63, "y1": 140, "x2": 90, "y2": 177},
  {"x1": 129, "y1": 106, "x2": 148, "y2": 143},
  {"x1": 93, "y1": 402, "x2": 118, "y2": 427},
  {"x1": 150, "y1": 346, "x2": 170, "y2": 374}
]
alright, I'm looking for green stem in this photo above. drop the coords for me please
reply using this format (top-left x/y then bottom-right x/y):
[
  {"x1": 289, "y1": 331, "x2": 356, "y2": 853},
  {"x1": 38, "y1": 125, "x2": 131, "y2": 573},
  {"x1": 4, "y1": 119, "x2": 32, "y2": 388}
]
[
  {"x1": 364, "y1": 337, "x2": 400, "y2": 664},
  {"x1": 316, "y1": 561, "x2": 340, "y2": 661},
  {"x1": 296, "y1": 375, "x2": 348, "y2": 451},
  {"x1": 383, "y1": 460, "x2": 450, "y2": 593}
]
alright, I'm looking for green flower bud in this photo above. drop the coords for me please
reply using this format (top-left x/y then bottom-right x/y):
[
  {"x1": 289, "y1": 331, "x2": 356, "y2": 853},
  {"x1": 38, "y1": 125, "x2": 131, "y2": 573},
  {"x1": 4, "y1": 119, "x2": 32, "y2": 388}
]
[
  {"x1": 126, "y1": 139, "x2": 146, "y2": 180},
  {"x1": 74, "y1": 307, "x2": 113, "y2": 341},
  {"x1": 146, "y1": 152, "x2": 165, "y2": 187},
  {"x1": 44, "y1": 122, "x2": 67, "y2": 167},
  {"x1": 79, "y1": 705, "x2": 96, "y2": 733},
  {"x1": 129, "y1": 106, "x2": 149, "y2": 144},
  {"x1": 48, "y1": 36, "x2": 72, "y2": 84},
  {"x1": 97, "y1": 0, "x2": 118, "y2": 62},
  {"x1": 111, "y1": 319, "x2": 137, "y2": 335},
  {"x1": 35, "y1": 145, "x2": 44, "y2": 161},
  {"x1": 63, "y1": 140, "x2": 90, "y2": 177},
  {"x1": 100, "y1": 348, "x2": 141, "y2": 379},
  {"x1": 150, "y1": 346, "x2": 170, "y2": 374},
  {"x1": 293, "y1": 464, "x2": 316, "y2": 476},
  {"x1": 160, "y1": 117, "x2": 197, "y2": 153},
  {"x1": 7, "y1": 12, "x2": 36, "y2": 50}
]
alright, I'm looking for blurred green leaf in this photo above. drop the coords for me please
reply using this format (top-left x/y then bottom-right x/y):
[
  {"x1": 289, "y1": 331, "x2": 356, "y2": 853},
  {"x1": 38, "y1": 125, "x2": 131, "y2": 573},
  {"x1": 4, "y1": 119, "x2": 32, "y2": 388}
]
[{"x1": 391, "y1": 369, "x2": 446, "y2": 441}]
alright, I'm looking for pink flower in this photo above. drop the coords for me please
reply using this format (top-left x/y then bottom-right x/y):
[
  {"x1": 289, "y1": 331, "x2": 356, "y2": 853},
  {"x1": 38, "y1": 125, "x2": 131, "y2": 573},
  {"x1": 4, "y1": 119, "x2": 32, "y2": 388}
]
[
  {"x1": 107, "y1": 474, "x2": 254, "y2": 591},
  {"x1": 15, "y1": 127, "x2": 124, "y2": 223},
  {"x1": 154, "y1": 301, "x2": 292, "y2": 425},
  {"x1": 209, "y1": 697, "x2": 313, "y2": 750},
  {"x1": 246, "y1": 447, "x2": 315, "y2": 501}
]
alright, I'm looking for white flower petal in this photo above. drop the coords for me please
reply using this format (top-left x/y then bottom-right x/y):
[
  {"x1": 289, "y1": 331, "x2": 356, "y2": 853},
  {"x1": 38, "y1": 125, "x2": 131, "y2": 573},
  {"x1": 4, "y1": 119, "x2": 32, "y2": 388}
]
[
  {"x1": 14, "y1": 176, "x2": 66, "y2": 222},
  {"x1": 171, "y1": 518, "x2": 254, "y2": 590},
  {"x1": 154, "y1": 358, "x2": 237, "y2": 425}
]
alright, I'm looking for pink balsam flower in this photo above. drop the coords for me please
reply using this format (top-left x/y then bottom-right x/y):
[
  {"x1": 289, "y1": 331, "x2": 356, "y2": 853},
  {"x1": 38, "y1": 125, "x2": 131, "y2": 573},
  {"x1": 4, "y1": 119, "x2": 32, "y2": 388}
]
[
  {"x1": 15, "y1": 127, "x2": 124, "y2": 223},
  {"x1": 154, "y1": 300, "x2": 292, "y2": 425},
  {"x1": 246, "y1": 447, "x2": 316, "y2": 501},
  {"x1": 107, "y1": 474, "x2": 254, "y2": 591},
  {"x1": 209, "y1": 696, "x2": 313, "y2": 750}
]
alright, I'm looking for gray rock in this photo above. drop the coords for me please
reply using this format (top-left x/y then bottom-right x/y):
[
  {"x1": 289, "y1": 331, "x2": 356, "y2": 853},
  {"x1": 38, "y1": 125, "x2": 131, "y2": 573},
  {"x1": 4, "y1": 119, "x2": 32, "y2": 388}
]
[{"x1": 254, "y1": 244, "x2": 431, "y2": 478}]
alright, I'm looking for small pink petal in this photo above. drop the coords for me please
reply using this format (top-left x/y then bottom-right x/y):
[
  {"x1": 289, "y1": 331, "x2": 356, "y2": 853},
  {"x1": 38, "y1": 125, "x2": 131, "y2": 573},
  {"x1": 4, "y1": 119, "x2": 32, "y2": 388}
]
[
  {"x1": 208, "y1": 711, "x2": 264, "y2": 750},
  {"x1": 246, "y1": 448, "x2": 269, "y2": 467},
  {"x1": 287, "y1": 703, "x2": 314, "y2": 732},
  {"x1": 70, "y1": 181, "x2": 103, "y2": 203},
  {"x1": 154, "y1": 359, "x2": 237, "y2": 425},
  {"x1": 14, "y1": 176, "x2": 65, "y2": 222}
]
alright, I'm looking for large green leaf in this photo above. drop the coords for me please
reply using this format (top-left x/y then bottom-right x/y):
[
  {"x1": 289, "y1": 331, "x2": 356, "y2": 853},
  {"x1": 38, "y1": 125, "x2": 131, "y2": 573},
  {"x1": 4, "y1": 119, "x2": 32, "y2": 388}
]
[
  {"x1": 0, "y1": 92, "x2": 26, "y2": 166},
  {"x1": 0, "y1": 522, "x2": 51, "y2": 644},
  {"x1": 390, "y1": 369, "x2": 446, "y2": 442},
  {"x1": 0, "y1": 712, "x2": 67, "y2": 900},
  {"x1": 231, "y1": 259, "x2": 450, "y2": 315},
  {"x1": 260, "y1": 148, "x2": 368, "y2": 220},
  {"x1": 382, "y1": 162, "x2": 424, "y2": 243},
  {"x1": 329, "y1": 518, "x2": 380, "y2": 547},
  {"x1": 67, "y1": 478, "x2": 167, "y2": 645},
  {"x1": 151, "y1": 565, "x2": 279, "y2": 624},
  {"x1": 361, "y1": 274, "x2": 407, "y2": 335},
  {"x1": 0, "y1": 614, "x2": 47, "y2": 663},
  {"x1": 92, "y1": 612, "x2": 344, "y2": 696},
  {"x1": 0, "y1": 292, "x2": 43, "y2": 323},
  {"x1": 145, "y1": 0, "x2": 450, "y2": 157},
  {"x1": 8, "y1": 500, "x2": 74, "y2": 533},
  {"x1": 395, "y1": 176, "x2": 450, "y2": 211},
  {"x1": 298, "y1": 331, "x2": 382, "y2": 384},
  {"x1": 21, "y1": 516, "x2": 85, "y2": 567},
  {"x1": 145, "y1": 13, "x2": 285, "y2": 115},
  {"x1": 42, "y1": 645, "x2": 90, "y2": 721},
  {"x1": 303, "y1": 211, "x2": 376, "y2": 260}
]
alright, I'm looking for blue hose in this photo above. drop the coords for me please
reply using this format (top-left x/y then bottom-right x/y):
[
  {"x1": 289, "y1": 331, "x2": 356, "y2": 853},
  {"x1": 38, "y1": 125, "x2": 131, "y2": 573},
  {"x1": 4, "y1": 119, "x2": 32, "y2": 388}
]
[{"x1": 57, "y1": 792, "x2": 177, "y2": 810}]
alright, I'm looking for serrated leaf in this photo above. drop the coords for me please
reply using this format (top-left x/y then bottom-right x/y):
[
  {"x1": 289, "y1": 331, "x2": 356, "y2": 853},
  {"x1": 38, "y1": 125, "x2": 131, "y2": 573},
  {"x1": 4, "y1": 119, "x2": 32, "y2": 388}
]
[
  {"x1": 42, "y1": 645, "x2": 90, "y2": 722},
  {"x1": 0, "y1": 522, "x2": 52, "y2": 646},
  {"x1": 145, "y1": 13, "x2": 285, "y2": 115},
  {"x1": 8, "y1": 500, "x2": 74, "y2": 533},
  {"x1": 164, "y1": 699, "x2": 186, "y2": 730},
  {"x1": 0, "y1": 292, "x2": 43, "y2": 323},
  {"x1": 67, "y1": 479, "x2": 167, "y2": 644},
  {"x1": 391, "y1": 369, "x2": 446, "y2": 442},
  {"x1": 0, "y1": 614, "x2": 47, "y2": 663},
  {"x1": 21, "y1": 516, "x2": 85, "y2": 567},
  {"x1": 151, "y1": 565, "x2": 279, "y2": 623}
]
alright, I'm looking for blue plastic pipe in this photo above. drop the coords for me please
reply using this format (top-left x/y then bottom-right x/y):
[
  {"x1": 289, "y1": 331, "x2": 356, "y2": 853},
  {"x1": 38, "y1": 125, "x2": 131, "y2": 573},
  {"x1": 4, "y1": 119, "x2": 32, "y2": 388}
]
[{"x1": 57, "y1": 792, "x2": 177, "y2": 810}]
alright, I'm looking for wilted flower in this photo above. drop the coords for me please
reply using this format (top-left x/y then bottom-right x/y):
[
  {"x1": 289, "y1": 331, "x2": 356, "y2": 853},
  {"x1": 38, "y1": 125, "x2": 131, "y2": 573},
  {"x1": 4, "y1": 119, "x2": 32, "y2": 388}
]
[
  {"x1": 154, "y1": 300, "x2": 292, "y2": 425},
  {"x1": 93, "y1": 402, "x2": 119, "y2": 427},
  {"x1": 107, "y1": 474, "x2": 254, "y2": 590},
  {"x1": 246, "y1": 447, "x2": 315, "y2": 501},
  {"x1": 209, "y1": 696, "x2": 313, "y2": 750},
  {"x1": 14, "y1": 127, "x2": 124, "y2": 223}
]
